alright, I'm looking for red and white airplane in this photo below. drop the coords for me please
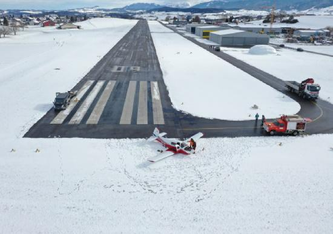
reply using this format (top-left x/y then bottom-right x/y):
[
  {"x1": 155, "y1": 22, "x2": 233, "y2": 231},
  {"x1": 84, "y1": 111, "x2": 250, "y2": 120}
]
[{"x1": 147, "y1": 128, "x2": 204, "y2": 163}]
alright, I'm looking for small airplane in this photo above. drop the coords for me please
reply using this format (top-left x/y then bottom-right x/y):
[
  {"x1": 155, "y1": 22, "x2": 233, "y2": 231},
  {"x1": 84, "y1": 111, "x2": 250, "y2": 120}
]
[{"x1": 147, "y1": 128, "x2": 204, "y2": 163}]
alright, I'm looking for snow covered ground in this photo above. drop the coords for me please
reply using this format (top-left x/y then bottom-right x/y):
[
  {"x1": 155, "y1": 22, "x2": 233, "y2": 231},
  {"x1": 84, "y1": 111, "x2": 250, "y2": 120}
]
[
  {"x1": 1, "y1": 18, "x2": 333, "y2": 233},
  {"x1": 221, "y1": 46, "x2": 333, "y2": 103},
  {"x1": 149, "y1": 21, "x2": 300, "y2": 120},
  {"x1": 236, "y1": 15, "x2": 333, "y2": 30},
  {"x1": 270, "y1": 38, "x2": 333, "y2": 56}
]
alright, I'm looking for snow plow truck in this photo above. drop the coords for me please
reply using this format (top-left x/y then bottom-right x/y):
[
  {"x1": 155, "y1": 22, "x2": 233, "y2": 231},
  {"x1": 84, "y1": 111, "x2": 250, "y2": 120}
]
[
  {"x1": 285, "y1": 78, "x2": 320, "y2": 100},
  {"x1": 263, "y1": 115, "x2": 312, "y2": 136}
]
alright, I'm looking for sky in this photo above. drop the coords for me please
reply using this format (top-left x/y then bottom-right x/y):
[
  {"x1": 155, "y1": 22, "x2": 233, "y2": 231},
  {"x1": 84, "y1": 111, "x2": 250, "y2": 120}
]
[{"x1": 0, "y1": 0, "x2": 207, "y2": 10}]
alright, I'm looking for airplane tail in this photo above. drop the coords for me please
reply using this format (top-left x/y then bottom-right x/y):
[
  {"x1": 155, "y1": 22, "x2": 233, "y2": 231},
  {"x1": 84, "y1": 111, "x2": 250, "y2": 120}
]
[{"x1": 147, "y1": 128, "x2": 166, "y2": 142}]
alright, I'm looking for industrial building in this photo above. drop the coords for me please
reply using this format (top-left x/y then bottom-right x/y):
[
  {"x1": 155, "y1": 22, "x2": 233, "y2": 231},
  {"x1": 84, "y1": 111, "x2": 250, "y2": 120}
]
[
  {"x1": 185, "y1": 24, "x2": 207, "y2": 34},
  {"x1": 209, "y1": 29, "x2": 270, "y2": 47},
  {"x1": 195, "y1": 26, "x2": 229, "y2": 39}
]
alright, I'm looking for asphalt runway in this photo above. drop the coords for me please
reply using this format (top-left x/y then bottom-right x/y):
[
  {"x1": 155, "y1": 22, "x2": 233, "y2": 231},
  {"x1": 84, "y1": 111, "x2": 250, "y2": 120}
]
[{"x1": 24, "y1": 20, "x2": 333, "y2": 139}]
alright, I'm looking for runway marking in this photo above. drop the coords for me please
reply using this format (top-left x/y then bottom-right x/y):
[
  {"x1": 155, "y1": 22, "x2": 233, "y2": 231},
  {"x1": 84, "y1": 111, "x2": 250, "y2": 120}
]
[
  {"x1": 51, "y1": 80, "x2": 94, "y2": 125},
  {"x1": 137, "y1": 81, "x2": 148, "y2": 124},
  {"x1": 86, "y1": 81, "x2": 116, "y2": 124},
  {"x1": 151, "y1": 81, "x2": 165, "y2": 125},
  {"x1": 120, "y1": 81, "x2": 137, "y2": 124},
  {"x1": 69, "y1": 81, "x2": 105, "y2": 125}
]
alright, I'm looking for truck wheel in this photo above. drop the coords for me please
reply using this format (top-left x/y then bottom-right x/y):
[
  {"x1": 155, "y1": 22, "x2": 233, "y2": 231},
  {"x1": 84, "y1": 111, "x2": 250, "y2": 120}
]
[
  {"x1": 292, "y1": 131, "x2": 299, "y2": 136},
  {"x1": 269, "y1": 131, "x2": 275, "y2": 136}
]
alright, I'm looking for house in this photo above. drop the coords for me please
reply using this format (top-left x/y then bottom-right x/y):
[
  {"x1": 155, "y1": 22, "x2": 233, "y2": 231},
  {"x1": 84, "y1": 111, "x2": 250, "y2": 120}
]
[{"x1": 42, "y1": 20, "x2": 56, "y2": 27}]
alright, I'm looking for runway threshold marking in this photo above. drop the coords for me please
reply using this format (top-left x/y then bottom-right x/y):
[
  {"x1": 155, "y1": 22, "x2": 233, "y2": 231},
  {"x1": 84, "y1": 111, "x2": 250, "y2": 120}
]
[
  {"x1": 69, "y1": 80, "x2": 105, "y2": 124},
  {"x1": 51, "y1": 80, "x2": 94, "y2": 125},
  {"x1": 151, "y1": 81, "x2": 165, "y2": 125},
  {"x1": 137, "y1": 81, "x2": 148, "y2": 124},
  {"x1": 86, "y1": 81, "x2": 116, "y2": 124},
  {"x1": 120, "y1": 81, "x2": 137, "y2": 124}
]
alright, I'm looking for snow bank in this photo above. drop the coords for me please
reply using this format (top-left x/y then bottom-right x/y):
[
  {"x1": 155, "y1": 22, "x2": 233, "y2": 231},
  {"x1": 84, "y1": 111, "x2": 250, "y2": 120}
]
[
  {"x1": 222, "y1": 47, "x2": 333, "y2": 103},
  {"x1": 249, "y1": 45, "x2": 277, "y2": 55},
  {"x1": 149, "y1": 21, "x2": 300, "y2": 120}
]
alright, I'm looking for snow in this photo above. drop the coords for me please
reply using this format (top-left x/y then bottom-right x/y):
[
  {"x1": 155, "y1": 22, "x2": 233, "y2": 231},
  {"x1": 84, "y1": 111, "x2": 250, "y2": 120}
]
[
  {"x1": 1, "y1": 17, "x2": 333, "y2": 233},
  {"x1": 211, "y1": 29, "x2": 244, "y2": 35},
  {"x1": 222, "y1": 46, "x2": 333, "y2": 103},
  {"x1": 249, "y1": 45, "x2": 277, "y2": 55},
  {"x1": 244, "y1": 16, "x2": 333, "y2": 30},
  {"x1": 149, "y1": 21, "x2": 300, "y2": 120}
]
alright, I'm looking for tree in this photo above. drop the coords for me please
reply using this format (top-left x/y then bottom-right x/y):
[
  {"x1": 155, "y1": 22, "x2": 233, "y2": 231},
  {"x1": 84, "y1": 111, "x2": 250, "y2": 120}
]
[
  {"x1": 192, "y1": 15, "x2": 201, "y2": 23},
  {"x1": 0, "y1": 26, "x2": 12, "y2": 38},
  {"x1": 165, "y1": 16, "x2": 171, "y2": 22},
  {"x1": 3, "y1": 17, "x2": 9, "y2": 26}
]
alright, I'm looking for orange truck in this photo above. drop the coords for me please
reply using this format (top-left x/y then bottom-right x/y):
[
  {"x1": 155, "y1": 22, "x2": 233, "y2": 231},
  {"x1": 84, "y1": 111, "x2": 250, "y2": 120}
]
[{"x1": 263, "y1": 115, "x2": 312, "y2": 136}]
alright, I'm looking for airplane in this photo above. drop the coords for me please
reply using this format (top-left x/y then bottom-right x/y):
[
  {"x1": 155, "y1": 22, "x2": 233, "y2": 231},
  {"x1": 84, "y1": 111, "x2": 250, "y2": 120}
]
[{"x1": 147, "y1": 128, "x2": 204, "y2": 163}]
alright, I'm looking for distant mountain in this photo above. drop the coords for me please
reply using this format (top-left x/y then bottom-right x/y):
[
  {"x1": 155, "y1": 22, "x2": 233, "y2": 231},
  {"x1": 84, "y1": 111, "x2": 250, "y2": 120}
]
[
  {"x1": 192, "y1": 0, "x2": 333, "y2": 10},
  {"x1": 113, "y1": 3, "x2": 163, "y2": 12},
  {"x1": 165, "y1": 2, "x2": 192, "y2": 8}
]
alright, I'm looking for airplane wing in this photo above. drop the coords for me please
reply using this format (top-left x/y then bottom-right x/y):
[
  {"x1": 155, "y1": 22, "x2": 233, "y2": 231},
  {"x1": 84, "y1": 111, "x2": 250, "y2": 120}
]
[
  {"x1": 184, "y1": 132, "x2": 204, "y2": 142},
  {"x1": 147, "y1": 151, "x2": 175, "y2": 163}
]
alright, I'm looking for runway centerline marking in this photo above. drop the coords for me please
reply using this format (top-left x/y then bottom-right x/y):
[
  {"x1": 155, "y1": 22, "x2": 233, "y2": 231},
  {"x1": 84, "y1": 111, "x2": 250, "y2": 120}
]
[
  {"x1": 137, "y1": 81, "x2": 148, "y2": 124},
  {"x1": 51, "y1": 80, "x2": 94, "y2": 125},
  {"x1": 151, "y1": 81, "x2": 165, "y2": 125},
  {"x1": 87, "y1": 81, "x2": 116, "y2": 125},
  {"x1": 120, "y1": 81, "x2": 137, "y2": 125},
  {"x1": 69, "y1": 80, "x2": 105, "y2": 125}
]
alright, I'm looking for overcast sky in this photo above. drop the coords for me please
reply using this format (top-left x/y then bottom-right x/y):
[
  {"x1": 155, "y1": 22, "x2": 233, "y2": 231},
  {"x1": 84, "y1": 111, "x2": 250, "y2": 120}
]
[{"x1": 0, "y1": 0, "x2": 208, "y2": 10}]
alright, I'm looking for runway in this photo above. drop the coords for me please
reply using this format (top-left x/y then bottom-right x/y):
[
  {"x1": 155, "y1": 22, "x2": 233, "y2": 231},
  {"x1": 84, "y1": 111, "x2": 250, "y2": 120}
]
[{"x1": 24, "y1": 20, "x2": 333, "y2": 139}]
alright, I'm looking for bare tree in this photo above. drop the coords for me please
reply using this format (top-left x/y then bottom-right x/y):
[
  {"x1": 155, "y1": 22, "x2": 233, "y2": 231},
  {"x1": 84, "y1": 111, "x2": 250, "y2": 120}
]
[
  {"x1": 0, "y1": 26, "x2": 12, "y2": 38},
  {"x1": 192, "y1": 15, "x2": 201, "y2": 23}
]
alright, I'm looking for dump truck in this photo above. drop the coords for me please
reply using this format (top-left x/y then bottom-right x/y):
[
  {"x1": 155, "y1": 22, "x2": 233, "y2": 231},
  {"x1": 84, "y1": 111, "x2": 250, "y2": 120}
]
[
  {"x1": 285, "y1": 78, "x2": 320, "y2": 100},
  {"x1": 263, "y1": 115, "x2": 312, "y2": 136},
  {"x1": 53, "y1": 91, "x2": 77, "y2": 111}
]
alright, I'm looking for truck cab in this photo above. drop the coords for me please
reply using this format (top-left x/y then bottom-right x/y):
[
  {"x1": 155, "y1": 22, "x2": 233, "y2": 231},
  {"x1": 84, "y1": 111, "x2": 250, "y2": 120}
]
[
  {"x1": 53, "y1": 91, "x2": 77, "y2": 111},
  {"x1": 263, "y1": 115, "x2": 310, "y2": 136},
  {"x1": 300, "y1": 78, "x2": 321, "y2": 99}
]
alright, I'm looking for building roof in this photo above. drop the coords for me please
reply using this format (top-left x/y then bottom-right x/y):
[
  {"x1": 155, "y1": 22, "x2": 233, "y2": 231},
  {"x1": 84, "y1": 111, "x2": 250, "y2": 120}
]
[
  {"x1": 211, "y1": 29, "x2": 245, "y2": 36},
  {"x1": 197, "y1": 25, "x2": 222, "y2": 29}
]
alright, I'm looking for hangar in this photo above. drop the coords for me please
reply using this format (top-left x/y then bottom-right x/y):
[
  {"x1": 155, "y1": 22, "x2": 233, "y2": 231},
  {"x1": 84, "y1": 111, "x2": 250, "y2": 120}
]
[
  {"x1": 185, "y1": 24, "x2": 207, "y2": 34},
  {"x1": 195, "y1": 26, "x2": 229, "y2": 39},
  {"x1": 210, "y1": 29, "x2": 270, "y2": 47}
]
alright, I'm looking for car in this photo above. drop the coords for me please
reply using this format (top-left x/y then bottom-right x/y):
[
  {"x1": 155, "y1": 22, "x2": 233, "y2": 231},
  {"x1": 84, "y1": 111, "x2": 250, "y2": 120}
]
[
  {"x1": 214, "y1": 46, "x2": 221, "y2": 51},
  {"x1": 279, "y1": 44, "x2": 285, "y2": 47},
  {"x1": 296, "y1": 47, "x2": 304, "y2": 52}
]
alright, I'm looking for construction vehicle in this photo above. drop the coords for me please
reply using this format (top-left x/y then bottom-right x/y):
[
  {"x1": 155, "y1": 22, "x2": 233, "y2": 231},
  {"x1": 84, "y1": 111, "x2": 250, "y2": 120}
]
[
  {"x1": 53, "y1": 91, "x2": 78, "y2": 111},
  {"x1": 263, "y1": 115, "x2": 312, "y2": 136},
  {"x1": 285, "y1": 78, "x2": 320, "y2": 100}
]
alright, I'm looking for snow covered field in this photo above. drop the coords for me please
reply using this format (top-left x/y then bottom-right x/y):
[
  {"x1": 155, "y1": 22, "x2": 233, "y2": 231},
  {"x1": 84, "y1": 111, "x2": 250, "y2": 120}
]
[
  {"x1": 1, "y1": 18, "x2": 333, "y2": 233},
  {"x1": 236, "y1": 15, "x2": 333, "y2": 30},
  {"x1": 221, "y1": 46, "x2": 333, "y2": 103},
  {"x1": 270, "y1": 38, "x2": 333, "y2": 56},
  {"x1": 149, "y1": 21, "x2": 299, "y2": 120}
]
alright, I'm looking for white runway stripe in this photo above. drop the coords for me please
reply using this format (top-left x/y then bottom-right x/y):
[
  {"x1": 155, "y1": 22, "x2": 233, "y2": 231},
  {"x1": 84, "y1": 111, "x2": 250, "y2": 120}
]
[
  {"x1": 120, "y1": 81, "x2": 137, "y2": 125},
  {"x1": 137, "y1": 81, "x2": 148, "y2": 124},
  {"x1": 86, "y1": 81, "x2": 116, "y2": 124},
  {"x1": 151, "y1": 81, "x2": 165, "y2": 125},
  {"x1": 69, "y1": 80, "x2": 105, "y2": 125},
  {"x1": 51, "y1": 80, "x2": 94, "y2": 125}
]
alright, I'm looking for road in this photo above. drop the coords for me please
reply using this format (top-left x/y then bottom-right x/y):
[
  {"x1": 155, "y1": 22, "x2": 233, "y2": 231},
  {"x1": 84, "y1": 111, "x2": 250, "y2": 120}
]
[{"x1": 24, "y1": 21, "x2": 333, "y2": 139}]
